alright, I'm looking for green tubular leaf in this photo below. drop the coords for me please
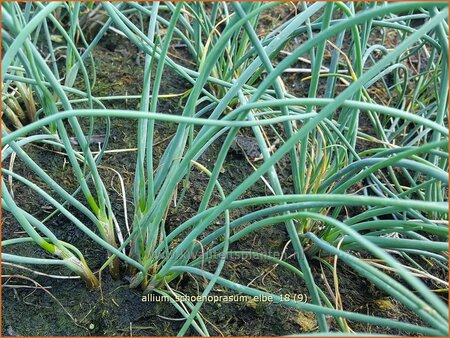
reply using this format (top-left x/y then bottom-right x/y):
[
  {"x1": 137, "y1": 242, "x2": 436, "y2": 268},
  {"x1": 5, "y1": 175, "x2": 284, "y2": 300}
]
[
  {"x1": 168, "y1": 266, "x2": 444, "y2": 336},
  {"x1": 2, "y1": 1, "x2": 62, "y2": 81}
]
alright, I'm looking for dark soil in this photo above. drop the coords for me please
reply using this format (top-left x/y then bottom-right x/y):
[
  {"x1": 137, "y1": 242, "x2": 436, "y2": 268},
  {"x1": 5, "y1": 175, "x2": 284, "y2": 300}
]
[{"x1": 2, "y1": 12, "x2": 441, "y2": 337}]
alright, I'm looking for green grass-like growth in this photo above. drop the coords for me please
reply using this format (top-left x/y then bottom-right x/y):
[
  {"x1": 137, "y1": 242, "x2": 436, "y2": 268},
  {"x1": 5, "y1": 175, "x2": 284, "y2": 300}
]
[{"x1": 2, "y1": 1, "x2": 448, "y2": 336}]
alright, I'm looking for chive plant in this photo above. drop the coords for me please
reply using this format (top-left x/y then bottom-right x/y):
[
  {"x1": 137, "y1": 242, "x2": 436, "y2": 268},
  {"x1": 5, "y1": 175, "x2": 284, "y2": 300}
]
[{"x1": 2, "y1": 1, "x2": 448, "y2": 336}]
